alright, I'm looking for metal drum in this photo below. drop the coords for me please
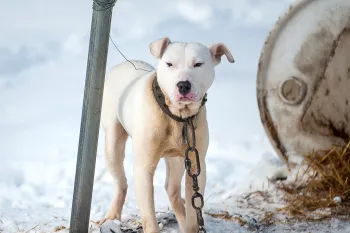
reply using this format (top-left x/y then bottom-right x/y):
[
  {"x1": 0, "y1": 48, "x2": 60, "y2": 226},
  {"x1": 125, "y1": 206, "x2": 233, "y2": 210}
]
[{"x1": 257, "y1": 0, "x2": 350, "y2": 168}]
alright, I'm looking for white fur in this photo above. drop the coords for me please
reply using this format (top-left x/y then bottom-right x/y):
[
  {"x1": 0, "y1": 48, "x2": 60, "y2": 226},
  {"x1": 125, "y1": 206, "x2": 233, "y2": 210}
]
[
  {"x1": 157, "y1": 42, "x2": 214, "y2": 104},
  {"x1": 101, "y1": 60, "x2": 155, "y2": 135},
  {"x1": 99, "y1": 37, "x2": 234, "y2": 233}
]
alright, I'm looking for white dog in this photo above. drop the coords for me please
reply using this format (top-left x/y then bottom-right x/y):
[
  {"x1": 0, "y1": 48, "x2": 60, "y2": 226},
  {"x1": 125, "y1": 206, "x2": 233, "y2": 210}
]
[{"x1": 99, "y1": 37, "x2": 234, "y2": 233}]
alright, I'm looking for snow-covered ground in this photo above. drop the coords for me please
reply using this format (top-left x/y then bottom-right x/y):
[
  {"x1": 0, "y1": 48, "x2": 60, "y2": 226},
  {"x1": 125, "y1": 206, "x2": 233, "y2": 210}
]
[
  {"x1": 0, "y1": 133, "x2": 283, "y2": 233},
  {"x1": 2, "y1": 0, "x2": 350, "y2": 232}
]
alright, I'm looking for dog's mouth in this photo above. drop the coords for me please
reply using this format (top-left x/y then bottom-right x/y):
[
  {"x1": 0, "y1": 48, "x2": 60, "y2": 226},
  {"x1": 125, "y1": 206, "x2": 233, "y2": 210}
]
[
  {"x1": 175, "y1": 93, "x2": 201, "y2": 103},
  {"x1": 175, "y1": 95, "x2": 205, "y2": 106},
  {"x1": 179, "y1": 96, "x2": 194, "y2": 102}
]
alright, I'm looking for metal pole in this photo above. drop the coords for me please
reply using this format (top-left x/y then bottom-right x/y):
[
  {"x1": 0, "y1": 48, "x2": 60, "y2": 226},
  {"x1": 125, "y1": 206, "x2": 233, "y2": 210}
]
[{"x1": 69, "y1": 1, "x2": 116, "y2": 232}]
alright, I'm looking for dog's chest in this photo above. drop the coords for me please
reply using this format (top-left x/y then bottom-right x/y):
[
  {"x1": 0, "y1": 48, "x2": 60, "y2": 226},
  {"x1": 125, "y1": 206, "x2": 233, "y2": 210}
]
[{"x1": 161, "y1": 124, "x2": 188, "y2": 158}]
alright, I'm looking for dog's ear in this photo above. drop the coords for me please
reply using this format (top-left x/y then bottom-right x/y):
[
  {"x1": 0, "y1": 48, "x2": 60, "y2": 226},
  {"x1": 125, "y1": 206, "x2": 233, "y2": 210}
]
[
  {"x1": 149, "y1": 37, "x2": 171, "y2": 59},
  {"x1": 208, "y1": 43, "x2": 235, "y2": 66}
]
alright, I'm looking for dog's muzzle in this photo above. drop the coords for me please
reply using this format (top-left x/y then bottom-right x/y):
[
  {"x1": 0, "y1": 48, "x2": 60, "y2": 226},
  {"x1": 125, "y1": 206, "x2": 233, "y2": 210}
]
[{"x1": 152, "y1": 75, "x2": 207, "y2": 123}]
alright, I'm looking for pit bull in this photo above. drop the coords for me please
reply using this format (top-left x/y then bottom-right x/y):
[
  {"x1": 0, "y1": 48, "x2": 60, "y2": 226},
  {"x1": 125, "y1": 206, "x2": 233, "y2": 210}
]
[{"x1": 99, "y1": 37, "x2": 234, "y2": 233}]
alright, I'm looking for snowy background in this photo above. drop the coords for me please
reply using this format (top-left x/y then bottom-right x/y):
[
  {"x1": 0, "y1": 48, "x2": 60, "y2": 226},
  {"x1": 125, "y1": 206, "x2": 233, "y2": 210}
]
[{"x1": 0, "y1": 0, "x2": 294, "y2": 232}]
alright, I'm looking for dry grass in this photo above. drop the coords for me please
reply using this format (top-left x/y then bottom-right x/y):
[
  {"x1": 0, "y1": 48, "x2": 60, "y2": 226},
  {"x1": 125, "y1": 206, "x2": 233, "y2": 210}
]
[
  {"x1": 54, "y1": 225, "x2": 68, "y2": 232},
  {"x1": 276, "y1": 141, "x2": 350, "y2": 221},
  {"x1": 205, "y1": 211, "x2": 258, "y2": 231}
]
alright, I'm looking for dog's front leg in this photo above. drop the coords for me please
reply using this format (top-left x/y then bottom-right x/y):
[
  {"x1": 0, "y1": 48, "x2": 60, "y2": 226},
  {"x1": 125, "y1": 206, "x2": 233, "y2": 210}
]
[
  {"x1": 134, "y1": 154, "x2": 160, "y2": 233},
  {"x1": 185, "y1": 155, "x2": 207, "y2": 233}
]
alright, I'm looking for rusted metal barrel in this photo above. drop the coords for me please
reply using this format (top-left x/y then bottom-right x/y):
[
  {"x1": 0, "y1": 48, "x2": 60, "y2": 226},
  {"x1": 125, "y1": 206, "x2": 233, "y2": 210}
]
[{"x1": 257, "y1": 0, "x2": 350, "y2": 169}]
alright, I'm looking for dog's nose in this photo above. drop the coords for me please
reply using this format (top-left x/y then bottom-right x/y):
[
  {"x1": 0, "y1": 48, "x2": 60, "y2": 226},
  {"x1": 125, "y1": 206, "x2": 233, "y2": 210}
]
[{"x1": 177, "y1": 81, "x2": 191, "y2": 95}]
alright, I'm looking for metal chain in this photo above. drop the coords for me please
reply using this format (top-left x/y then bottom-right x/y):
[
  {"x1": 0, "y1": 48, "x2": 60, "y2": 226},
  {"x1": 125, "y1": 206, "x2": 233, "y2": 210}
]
[{"x1": 183, "y1": 117, "x2": 206, "y2": 233}]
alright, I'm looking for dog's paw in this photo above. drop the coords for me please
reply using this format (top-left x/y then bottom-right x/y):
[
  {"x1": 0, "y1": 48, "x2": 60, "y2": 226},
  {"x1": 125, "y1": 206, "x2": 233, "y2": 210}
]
[
  {"x1": 98, "y1": 219, "x2": 122, "y2": 233},
  {"x1": 184, "y1": 225, "x2": 198, "y2": 233},
  {"x1": 95, "y1": 217, "x2": 116, "y2": 226}
]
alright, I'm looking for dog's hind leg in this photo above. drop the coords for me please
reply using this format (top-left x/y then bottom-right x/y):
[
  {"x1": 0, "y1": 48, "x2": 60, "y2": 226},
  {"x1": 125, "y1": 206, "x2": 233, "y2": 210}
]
[
  {"x1": 164, "y1": 157, "x2": 186, "y2": 232},
  {"x1": 98, "y1": 120, "x2": 128, "y2": 225}
]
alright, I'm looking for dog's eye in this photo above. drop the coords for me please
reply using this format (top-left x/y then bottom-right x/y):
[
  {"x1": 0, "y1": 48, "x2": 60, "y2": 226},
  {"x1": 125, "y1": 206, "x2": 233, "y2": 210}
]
[
  {"x1": 166, "y1": 62, "x2": 173, "y2": 67},
  {"x1": 194, "y1": 62, "x2": 203, "y2": 67}
]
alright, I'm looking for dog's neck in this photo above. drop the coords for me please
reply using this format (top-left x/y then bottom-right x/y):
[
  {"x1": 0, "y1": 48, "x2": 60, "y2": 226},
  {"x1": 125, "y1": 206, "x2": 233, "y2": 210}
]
[{"x1": 152, "y1": 75, "x2": 207, "y2": 122}]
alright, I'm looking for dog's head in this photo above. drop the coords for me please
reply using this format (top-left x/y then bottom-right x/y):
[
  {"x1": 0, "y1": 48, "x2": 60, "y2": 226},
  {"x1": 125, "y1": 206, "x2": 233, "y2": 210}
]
[{"x1": 150, "y1": 37, "x2": 234, "y2": 116}]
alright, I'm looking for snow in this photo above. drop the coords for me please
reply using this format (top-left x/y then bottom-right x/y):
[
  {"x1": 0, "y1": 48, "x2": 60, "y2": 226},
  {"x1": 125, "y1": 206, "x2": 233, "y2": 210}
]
[
  {"x1": 2, "y1": 101, "x2": 349, "y2": 233},
  {"x1": 1, "y1": 0, "x2": 350, "y2": 232},
  {"x1": 0, "y1": 131, "x2": 283, "y2": 232}
]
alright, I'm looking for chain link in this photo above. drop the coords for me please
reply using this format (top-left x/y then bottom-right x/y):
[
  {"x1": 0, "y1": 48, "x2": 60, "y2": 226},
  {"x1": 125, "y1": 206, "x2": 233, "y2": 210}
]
[{"x1": 183, "y1": 117, "x2": 206, "y2": 233}]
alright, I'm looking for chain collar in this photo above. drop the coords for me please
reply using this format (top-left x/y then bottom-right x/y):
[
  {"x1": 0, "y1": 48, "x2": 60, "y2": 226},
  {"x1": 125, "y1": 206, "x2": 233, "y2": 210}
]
[
  {"x1": 152, "y1": 74, "x2": 208, "y2": 232},
  {"x1": 152, "y1": 75, "x2": 207, "y2": 123}
]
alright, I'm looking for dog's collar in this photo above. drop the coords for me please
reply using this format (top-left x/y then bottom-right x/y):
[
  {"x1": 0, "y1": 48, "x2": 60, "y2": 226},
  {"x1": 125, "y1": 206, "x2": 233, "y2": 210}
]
[{"x1": 152, "y1": 75, "x2": 207, "y2": 123}]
